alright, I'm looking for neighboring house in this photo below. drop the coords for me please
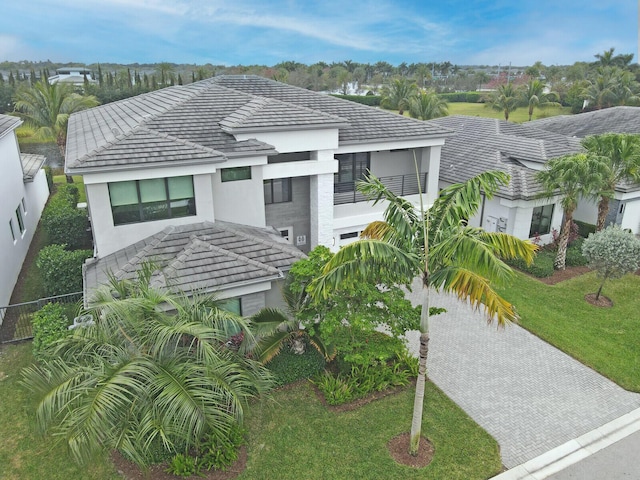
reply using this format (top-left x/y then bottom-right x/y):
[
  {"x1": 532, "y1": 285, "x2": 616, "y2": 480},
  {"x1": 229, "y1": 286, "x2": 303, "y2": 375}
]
[
  {"x1": 429, "y1": 115, "x2": 583, "y2": 243},
  {"x1": 0, "y1": 114, "x2": 49, "y2": 312},
  {"x1": 65, "y1": 75, "x2": 451, "y2": 314},
  {"x1": 530, "y1": 106, "x2": 640, "y2": 233},
  {"x1": 48, "y1": 67, "x2": 97, "y2": 86}
]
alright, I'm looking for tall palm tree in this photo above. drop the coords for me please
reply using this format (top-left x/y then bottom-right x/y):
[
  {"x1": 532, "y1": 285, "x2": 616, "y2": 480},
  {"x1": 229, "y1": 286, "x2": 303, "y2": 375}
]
[
  {"x1": 21, "y1": 266, "x2": 272, "y2": 468},
  {"x1": 521, "y1": 79, "x2": 560, "y2": 121},
  {"x1": 380, "y1": 78, "x2": 418, "y2": 115},
  {"x1": 312, "y1": 165, "x2": 536, "y2": 456},
  {"x1": 536, "y1": 153, "x2": 610, "y2": 269},
  {"x1": 581, "y1": 134, "x2": 640, "y2": 230},
  {"x1": 488, "y1": 83, "x2": 520, "y2": 121},
  {"x1": 13, "y1": 79, "x2": 99, "y2": 158},
  {"x1": 408, "y1": 90, "x2": 448, "y2": 120}
]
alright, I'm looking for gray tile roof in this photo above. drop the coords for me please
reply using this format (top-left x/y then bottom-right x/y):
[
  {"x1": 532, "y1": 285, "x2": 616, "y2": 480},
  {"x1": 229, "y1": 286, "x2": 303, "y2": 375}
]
[
  {"x1": 0, "y1": 114, "x2": 21, "y2": 139},
  {"x1": 529, "y1": 106, "x2": 640, "y2": 138},
  {"x1": 429, "y1": 116, "x2": 583, "y2": 200},
  {"x1": 21, "y1": 153, "x2": 46, "y2": 181},
  {"x1": 211, "y1": 75, "x2": 453, "y2": 144},
  {"x1": 83, "y1": 221, "x2": 306, "y2": 300},
  {"x1": 67, "y1": 75, "x2": 452, "y2": 174}
]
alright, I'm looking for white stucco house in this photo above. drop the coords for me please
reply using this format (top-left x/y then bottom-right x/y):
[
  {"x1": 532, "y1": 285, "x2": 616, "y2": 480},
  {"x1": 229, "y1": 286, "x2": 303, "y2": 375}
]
[
  {"x1": 430, "y1": 115, "x2": 583, "y2": 243},
  {"x1": 48, "y1": 67, "x2": 97, "y2": 87},
  {"x1": 530, "y1": 106, "x2": 640, "y2": 234},
  {"x1": 0, "y1": 114, "x2": 49, "y2": 312},
  {"x1": 65, "y1": 75, "x2": 451, "y2": 315}
]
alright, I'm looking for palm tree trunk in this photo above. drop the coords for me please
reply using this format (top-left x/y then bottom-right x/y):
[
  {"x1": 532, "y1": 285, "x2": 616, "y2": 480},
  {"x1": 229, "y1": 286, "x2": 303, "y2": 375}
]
[
  {"x1": 597, "y1": 197, "x2": 609, "y2": 231},
  {"x1": 410, "y1": 331, "x2": 429, "y2": 455},
  {"x1": 409, "y1": 277, "x2": 430, "y2": 456},
  {"x1": 554, "y1": 210, "x2": 574, "y2": 270}
]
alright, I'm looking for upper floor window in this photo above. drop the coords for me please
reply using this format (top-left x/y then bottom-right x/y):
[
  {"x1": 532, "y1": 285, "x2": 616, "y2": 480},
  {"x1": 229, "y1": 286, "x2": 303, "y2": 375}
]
[
  {"x1": 109, "y1": 176, "x2": 195, "y2": 226},
  {"x1": 221, "y1": 166, "x2": 251, "y2": 182},
  {"x1": 334, "y1": 152, "x2": 370, "y2": 193},
  {"x1": 529, "y1": 204, "x2": 554, "y2": 237},
  {"x1": 264, "y1": 178, "x2": 292, "y2": 204}
]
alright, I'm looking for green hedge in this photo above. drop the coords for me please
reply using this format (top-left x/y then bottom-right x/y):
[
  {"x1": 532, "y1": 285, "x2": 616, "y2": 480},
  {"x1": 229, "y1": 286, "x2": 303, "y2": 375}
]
[
  {"x1": 36, "y1": 244, "x2": 92, "y2": 296},
  {"x1": 574, "y1": 220, "x2": 597, "y2": 238},
  {"x1": 41, "y1": 184, "x2": 89, "y2": 249},
  {"x1": 266, "y1": 342, "x2": 326, "y2": 386},
  {"x1": 566, "y1": 238, "x2": 588, "y2": 266},
  {"x1": 32, "y1": 302, "x2": 72, "y2": 360},
  {"x1": 438, "y1": 92, "x2": 483, "y2": 103},
  {"x1": 507, "y1": 250, "x2": 555, "y2": 278},
  {"x1": 330, "y1": 94, "x2": 381, "y2": 106}
]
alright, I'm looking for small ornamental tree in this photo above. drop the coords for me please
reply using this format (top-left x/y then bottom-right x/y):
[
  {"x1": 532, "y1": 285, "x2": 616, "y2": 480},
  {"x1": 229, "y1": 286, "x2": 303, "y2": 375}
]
[{"x1": 582, "y1": 225, "x2": 640, "y2": 300}]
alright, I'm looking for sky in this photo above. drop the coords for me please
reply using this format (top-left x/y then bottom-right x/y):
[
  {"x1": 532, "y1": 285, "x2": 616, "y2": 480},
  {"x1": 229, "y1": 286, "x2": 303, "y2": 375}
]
[{"x1": 2, "y1": 0, "x2": 638, "y2": 67}]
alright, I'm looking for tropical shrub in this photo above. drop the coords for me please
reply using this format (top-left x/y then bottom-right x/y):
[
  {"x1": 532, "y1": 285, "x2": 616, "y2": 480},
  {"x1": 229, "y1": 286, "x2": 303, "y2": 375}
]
[
  {"x1": 166, "y1": 454, "x2": 199, "y2": 477},
  {"x1": 31, "y1": 302, "x2": 71, "y2": 360},
  {"x1": 21, "y1": 267, "x2": 273, "y2": 468},
  {"x1": 507, "y1": 251, "x2": 555, "y2": 278},
  {"x1": 265, "y1": 341, "x2": 326, "y2": 386},
  {"x1": 582, "y1": 225, "x2": 640, "y2": 300},
  {"x1": 36, "y1": 244, "x2": 92, "y2": 296},
  {"x1": 574, "y1": 220, "x2": 597, "y2": 238},
  {"x1": 566, "y1": 238, "x2": 588, "y2": 266},
  {"x1": 198, "y1": 423, "x2": 245, "y2": 471},
  {"x1": 332, "y1": 329, "x2": 405, "y2": 371}
]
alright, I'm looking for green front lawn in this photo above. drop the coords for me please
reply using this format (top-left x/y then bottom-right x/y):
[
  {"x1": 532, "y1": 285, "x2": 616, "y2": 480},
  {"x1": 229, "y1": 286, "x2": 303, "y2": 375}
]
[
  {"x1": 499, "y1": 271, "x2": 640, "y2": 391},
  {"x1": 446, "y1": 102, "x2": 571, "y2": 123},
  {"x1": 1, "y1": 343, "x2": 502, "y2": 480}
]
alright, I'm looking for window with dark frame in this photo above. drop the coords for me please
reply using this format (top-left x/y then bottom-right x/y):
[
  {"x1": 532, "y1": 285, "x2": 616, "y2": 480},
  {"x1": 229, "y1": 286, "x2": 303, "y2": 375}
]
[
  {"x1": 339, "y1": 232, "x2": 358, "y2": 240},
  {"x1": 334, "y1": 152, "x2": 370, "y2": 193},
  {"x1": 264, "y1": 178, "x2": 292, "y2": 204},
  {"x1": 9, "y1": 219, "x2": 15, "y2": 242},
  {"x1": 109, "y1": 176, "x2": 196, "y2": 226},
  {"x1": 221, "y1": 166, "x2": 251, "y2": 182},
  {"x1": 15, "y1": 205, "x2": 25, "y2": 234},
  {"x1": 529, "y1": 204, "x2": 554, "y2": 237}
]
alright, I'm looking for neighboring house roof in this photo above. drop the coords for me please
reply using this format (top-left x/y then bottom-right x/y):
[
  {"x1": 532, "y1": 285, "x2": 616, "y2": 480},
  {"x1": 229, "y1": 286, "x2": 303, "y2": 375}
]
[
  {"x1": 83, "y1": 221, "x2": 306, "y2": 302},
  {"x1": 66, "y1": 75, "x2": 452, "y2": 173},
  {"x1": 21, "y1": 153, "x2": 46, "y2": 181},
  {"x1": 429, "y1": 115, "x2": 582, "y2": 200},
  {"x1": 529, "y1": 106, "x2": 640, "y2": 138},
  {"x1": 0, "y1": 114, "x2": 21, "y2": 139}
]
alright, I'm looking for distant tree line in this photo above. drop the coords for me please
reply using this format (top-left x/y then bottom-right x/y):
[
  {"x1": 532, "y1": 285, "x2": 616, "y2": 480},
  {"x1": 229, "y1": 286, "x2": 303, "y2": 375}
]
[{"x1": 2, "y1": 47, "x2": 638, "y2": 115}]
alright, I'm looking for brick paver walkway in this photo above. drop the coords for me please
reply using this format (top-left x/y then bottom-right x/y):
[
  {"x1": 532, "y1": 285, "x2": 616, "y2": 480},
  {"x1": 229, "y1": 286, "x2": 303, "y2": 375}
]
[{"x1": 403, "y1": 281, "x2": 640, "y2": 468}]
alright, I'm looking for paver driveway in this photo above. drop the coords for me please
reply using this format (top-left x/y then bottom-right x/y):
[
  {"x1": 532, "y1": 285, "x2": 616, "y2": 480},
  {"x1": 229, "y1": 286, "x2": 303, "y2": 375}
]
[{"x1": 403, "y1": 281, "x2": 640, "y2": 468}]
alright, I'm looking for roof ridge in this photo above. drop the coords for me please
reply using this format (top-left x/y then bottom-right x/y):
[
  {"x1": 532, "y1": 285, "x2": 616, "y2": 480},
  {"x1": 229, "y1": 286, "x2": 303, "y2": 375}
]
[
  {"x1": 214, "y1": 223, "x2": 306, "y2": 259},
  {"x1": 111, "y1": 226, "x2": 175, "y2": 278}
]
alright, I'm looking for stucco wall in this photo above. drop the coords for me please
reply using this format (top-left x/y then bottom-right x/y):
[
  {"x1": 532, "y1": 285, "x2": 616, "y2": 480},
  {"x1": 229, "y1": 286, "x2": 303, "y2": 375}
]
[
  {"x1": 265, "y1": 176, "x2": 311, "y2": 252},
  {"x1": 0, "y1": 133, "x2": 49, "y2": 309}
]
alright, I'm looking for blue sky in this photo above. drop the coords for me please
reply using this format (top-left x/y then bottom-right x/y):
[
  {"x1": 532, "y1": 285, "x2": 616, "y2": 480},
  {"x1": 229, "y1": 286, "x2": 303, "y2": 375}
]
[{"x1": 2, "y1": 0, "x2": 637, "y2": 66}]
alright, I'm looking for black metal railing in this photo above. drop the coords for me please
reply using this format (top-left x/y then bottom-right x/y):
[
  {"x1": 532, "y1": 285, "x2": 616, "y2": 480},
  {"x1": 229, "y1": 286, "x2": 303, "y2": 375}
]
[
  {"x1": 0, "y1": 292, "x2": 83, "y2": 343},
  {"x1": 334, "y1": 172, "x2": 428, "y2": 205}
]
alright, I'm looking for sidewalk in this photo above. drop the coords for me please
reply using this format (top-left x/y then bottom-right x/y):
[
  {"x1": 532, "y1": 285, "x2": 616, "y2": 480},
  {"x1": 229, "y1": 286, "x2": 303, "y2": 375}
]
[{"x1": 403, "y1": 284, "x2": 640, "y2": 470}]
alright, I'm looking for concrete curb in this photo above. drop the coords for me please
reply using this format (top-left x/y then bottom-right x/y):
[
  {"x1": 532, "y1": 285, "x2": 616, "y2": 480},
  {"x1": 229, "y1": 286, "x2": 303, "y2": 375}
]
[{"x1": 491, "y1": 406, "x2": 640, "y2": 480}]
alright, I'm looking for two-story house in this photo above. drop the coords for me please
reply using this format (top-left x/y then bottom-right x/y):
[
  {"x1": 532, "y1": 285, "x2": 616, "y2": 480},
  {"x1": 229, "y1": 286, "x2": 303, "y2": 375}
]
[
  {"x1": 0, "y1": 114, "x2": 49, "y2": 313},
  {"x1": 65, "y1": 75, "x2": 451, "y2": 315}
]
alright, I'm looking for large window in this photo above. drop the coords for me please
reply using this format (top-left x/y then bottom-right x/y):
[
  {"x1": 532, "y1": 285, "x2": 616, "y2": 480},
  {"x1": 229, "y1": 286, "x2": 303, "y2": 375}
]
[
  {"x1": 529, "y1": 204, "x2": 554, "y2": 237},
  {"x1": 264, "y1": 178, "x2": 292, "y2": 204},
  {"x1": 109, "y1": 176, "x2": 195, "y2": 225},
  {"x1": 334, "y1": 152, "x2": 370, "y2": 193}
]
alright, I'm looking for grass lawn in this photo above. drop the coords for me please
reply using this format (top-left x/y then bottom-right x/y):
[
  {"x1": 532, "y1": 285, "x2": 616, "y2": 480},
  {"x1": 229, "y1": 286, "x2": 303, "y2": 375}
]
[
  {"x1": 2, "y1": 343, "x2": 502, "y2": 480},
  {"x1": 446, "y1": 102, "x2": 572, "y2": 123},
  {"x1": 498, "y1": 271, "x2": 640, "y2": 392}
]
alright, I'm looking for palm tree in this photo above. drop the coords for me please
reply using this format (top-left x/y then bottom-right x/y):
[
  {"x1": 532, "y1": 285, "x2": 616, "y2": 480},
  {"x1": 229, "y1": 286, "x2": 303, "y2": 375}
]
[
  {"x1": 581, "y1": 134, "x2": 640, "y2": 230},
  {"x1": 311, "y1": 165, "x2": 536, "y2": 456},
  {"x1": 380, "y1": 78, "x2": 418, "y2": 115},
  {"x1": 21, "y1": 266, "x2": 272, "y2": 468},
  {"x1": 13, "y1": 79, "x2": 99, "y2": 158},
  {"x1": 488, "y1": 83, "x2": 520, "y2": 121},
  {"x1": 408, "y1": 90, "x2": 448, "y2": 120},
  {"x1": 521, "y1": 79, "x2": 560, "y2": 121},
  {"x1": 536, "y1": 153, "x2": 610, "y2": 269}
]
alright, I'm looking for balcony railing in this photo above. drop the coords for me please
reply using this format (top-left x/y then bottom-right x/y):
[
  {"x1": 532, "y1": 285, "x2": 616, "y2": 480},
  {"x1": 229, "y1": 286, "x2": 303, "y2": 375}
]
[{"x1": 334, "y1": 172, "x2": 428, "y2": 205}]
